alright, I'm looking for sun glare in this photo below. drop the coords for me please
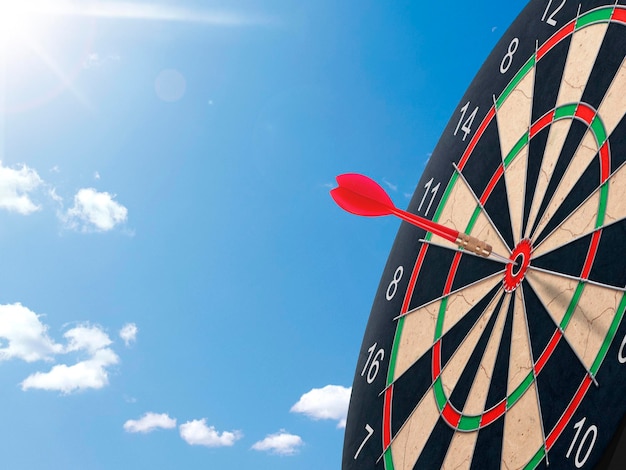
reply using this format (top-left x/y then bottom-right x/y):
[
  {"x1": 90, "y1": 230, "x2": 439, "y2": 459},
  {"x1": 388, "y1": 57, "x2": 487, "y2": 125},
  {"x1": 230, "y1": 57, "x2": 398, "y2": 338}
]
[{"x1": 0, "y1": 2, "x2": 48, "y2": 58}]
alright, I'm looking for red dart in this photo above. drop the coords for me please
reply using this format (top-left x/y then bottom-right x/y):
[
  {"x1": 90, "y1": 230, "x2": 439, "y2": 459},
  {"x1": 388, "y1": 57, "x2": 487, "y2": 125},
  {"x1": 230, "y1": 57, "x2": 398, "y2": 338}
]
[{"x1": 330, "y1": 173, "x2": 493, "y2": 258}]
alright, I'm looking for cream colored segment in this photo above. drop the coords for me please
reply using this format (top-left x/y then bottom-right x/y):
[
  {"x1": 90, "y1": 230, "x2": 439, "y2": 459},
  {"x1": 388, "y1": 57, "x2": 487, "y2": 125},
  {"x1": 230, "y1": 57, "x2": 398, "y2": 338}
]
[
  {"x1": 430, "y1": 176, "x2": 480, "y2": 248},
  {"x1": 504, "y1": 147, "x2": 529, "y2": 244},
  {"x1": 390, "y1": 391, "x2": 441, "y2": 470},
  {"x1": 393, "y1": 300, "x2": 439, "y2": 381},
  {"x1": 532, "y1": 192, "x2": 599, "y2": 258},
  {"x1": 508, "y1": 289, "x2": 534, "y2": 395},
  {"x1": 497, "y1": 69, "x2": 535, "y2": 158},
  {"x1": 524, "y1": 120, "x2": 573, "y2": 239},
  {"x1": 555, "y1": 23, "x2": 610, "y2": 107},
  {"x1": 440, "y1": 292, "x2": 501, "y2": 398},
  {"x1": 524, "y1": 23, "x2": 609, "y2": 240},
  {"x1": 564, "y1": 283, "x2": 622, "y2": 371},
  {"x1": 463, "y1": 293, "x2": 512, "y2": 416},
  {"x1": 440, "y1": 292, "x2": 508, "y2": 470},
  {"x1": 395, "y1": 276, "x2": 501, "y2": 381},
  {"x1": 501, "y1": 382, "x2": 544, "y2": 470},
  {"x1": 441, "y1": 431, "x2": 477, "y2": 470},
  {"x1": 470, "y1": 209, "x2": 512, "y2": 257},
  {"x1": 525, "y1": 269, "x2": 579, "y2": 327},
  {"x1": 534, "y1": 150, "x2": 626, "y2": 257},
  {"x1": 442, "y1": 277, "x2": 503, "y2": 350},
  {"x1": 532, "y1": 130, "x2": 598, "y2": 240},
  {"x1": 596, "y1": 57, "x2": 626, "y2": 135}
]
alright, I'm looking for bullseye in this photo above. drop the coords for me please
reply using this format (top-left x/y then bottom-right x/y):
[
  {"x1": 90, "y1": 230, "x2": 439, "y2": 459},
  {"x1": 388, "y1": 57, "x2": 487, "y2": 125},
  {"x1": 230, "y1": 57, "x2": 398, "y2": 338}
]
[{"x1": 504, "y1": 239, "x2": 532, "y2": 292}]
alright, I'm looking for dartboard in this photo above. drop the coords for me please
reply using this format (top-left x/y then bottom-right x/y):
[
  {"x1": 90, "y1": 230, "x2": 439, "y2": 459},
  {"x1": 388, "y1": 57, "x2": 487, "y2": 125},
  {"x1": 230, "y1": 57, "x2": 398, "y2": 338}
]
[{"x1": 337, "y1": 1, "x2": 626, "y2": 469}]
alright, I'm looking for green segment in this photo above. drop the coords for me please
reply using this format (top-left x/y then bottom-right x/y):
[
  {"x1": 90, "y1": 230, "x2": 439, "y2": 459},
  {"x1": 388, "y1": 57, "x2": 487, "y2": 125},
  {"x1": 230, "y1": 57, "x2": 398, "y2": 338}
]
[
  {"x1": 496, "y1": 55, "x2": 536, "y2": 109},
  {"x1": 435, "y1": 297, "x2": 449, "y2": 340},
  {"x1": 433, "y1": 173, "x2": 458, "y2": 223},
  {"x1": 561, "y1": 283, "x2": 586, "y2": 329},
  {"x1": 576, "y1": 7, "x2": 613, "y2": 29},
  {"x1": 597, "y1": 183, "x2": 609, "y2": 228},
  {"x1": 386, "y1": 316, "x2": 405, "y2": 384},
  {"x1": 554, "y1": 103, "x2": 577, "y2": 120},
  {"x1": 458, "y1": 414, "x2": 482, "y2": 432},
  {"x1": 504, "y1": 133, "x2": 529, "y2": 168},
  {"x1": 507, "y1": 372, "x2": 534, "y2": 408},
  {"x1": 384, "y1": 449, "x2": 394, "y2": 469},
  {"x1": 525, "y1": 447, "x2": 547, "y2": 470}
]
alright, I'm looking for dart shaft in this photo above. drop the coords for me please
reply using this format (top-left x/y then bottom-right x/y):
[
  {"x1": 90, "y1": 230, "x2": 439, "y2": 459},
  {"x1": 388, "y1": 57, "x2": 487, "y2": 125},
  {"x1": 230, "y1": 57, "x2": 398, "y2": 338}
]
[{"x1": 390, "y1": 207, "x2": 492, "y2": 258}]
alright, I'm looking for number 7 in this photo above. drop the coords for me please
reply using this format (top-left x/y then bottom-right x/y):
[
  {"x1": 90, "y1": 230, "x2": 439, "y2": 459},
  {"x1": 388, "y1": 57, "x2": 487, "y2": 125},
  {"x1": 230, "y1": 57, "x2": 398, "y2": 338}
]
[{"x1": 354, "y1": 424, "x2": 374, "y2": 460}]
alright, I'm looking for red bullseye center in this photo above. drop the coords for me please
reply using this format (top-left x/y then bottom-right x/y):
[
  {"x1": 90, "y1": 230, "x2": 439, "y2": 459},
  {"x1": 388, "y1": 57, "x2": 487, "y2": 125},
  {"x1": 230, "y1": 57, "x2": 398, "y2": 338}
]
[{"x1": 504, "y1": 240, "x2": 532, "y2": 292}]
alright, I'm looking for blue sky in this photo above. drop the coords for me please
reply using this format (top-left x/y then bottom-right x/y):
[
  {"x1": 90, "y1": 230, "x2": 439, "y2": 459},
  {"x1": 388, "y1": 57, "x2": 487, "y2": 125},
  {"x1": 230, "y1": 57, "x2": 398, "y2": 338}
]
[{"x1": 0, "y1": 1, "x2": 527, "y2": 468}]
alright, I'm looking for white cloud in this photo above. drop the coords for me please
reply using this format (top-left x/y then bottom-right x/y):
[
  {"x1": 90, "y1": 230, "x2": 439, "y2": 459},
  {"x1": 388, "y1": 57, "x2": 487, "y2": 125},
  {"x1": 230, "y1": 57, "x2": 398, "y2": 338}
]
[
  {"x1": 179, "y1": 419, "x2": 242, "y2": 447},
  {"x1": 0, "y1": 302, "x2": 126, "y2": 394},
  {"x1": 0, "y1": 162, "x2": 43, "y2": 214},
  {"x1": 0, "y1": 303, "x2": 63, "y2": 362},
  {"x1": 124, "y1": 412, "x2": 176, "y2": 433},
  {"x1": 291, "y1": 385, "x2": 351, "y2": 428},
  {"x1": 82, "y1": 53, "x2": 120, "y2": 69},
  {"x1": 21, "y1": 347, "x2": 119, "y2": 394},
  {"x1": 252, "y1": 431, "x2": 304, "y2": 456},
  {"x1": 20, "y1": 323, "x2": 120, "y2": 394},
  {"x1": 383, "y1": 178, "x2": 398, "y2": 192},
  {"x1": 63, "y1": 325, "x2": 112, "y2": 354},
  {"x1": 64, "y1": 188, "x2": 128, "y2": 232},
  {"x1": 119, "y1": 323, "x2": 138, "y2": 346}
]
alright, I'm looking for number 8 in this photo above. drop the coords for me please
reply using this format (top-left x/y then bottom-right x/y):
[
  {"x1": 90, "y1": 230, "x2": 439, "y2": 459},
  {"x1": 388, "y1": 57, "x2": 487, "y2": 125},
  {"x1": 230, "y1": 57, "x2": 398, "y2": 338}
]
[
  {"x1": 500, "y1": 37, "x2": 519, "y2": 74},
  {"x1": 386, "y1": 266, "x2": 404, "y2": 300}
]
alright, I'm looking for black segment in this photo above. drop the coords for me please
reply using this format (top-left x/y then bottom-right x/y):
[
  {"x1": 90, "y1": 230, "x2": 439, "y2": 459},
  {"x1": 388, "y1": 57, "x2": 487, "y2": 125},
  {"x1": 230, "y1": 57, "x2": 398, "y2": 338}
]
[
  {"x1": 534, "y1": 157, "x2": 600, "y2": 247},
  {"x1": 528, "y1": 119, "x2": 589, "y2": 240},
  {"x1": 460, "y1": 119, "x2": 502, "y2": 200},
  {"x1": 589, "y1": 220, "x2": 626, "y2": 288},
  {"x1": 440, "y1": 285, "x2": 502, "y2": 369},
  {"x1": 483, "y1": 175, "x2": 515, "y2": 250},
  {"x1": 533, "y1": 233, "x2": 593, "y2": 278},
  {"x1": 534, "y1": 339, "x2": 588, "y2": 436},
  {"x1": 411, "y1": 418, "x2": 455, "y2": 470},
  {"x1": 470, "y1": 414, "x2": 504, "y2": 470},
  {"x1": 448, "y1": 294, "x2": 505, "y2": 412},
  {"x1": 408, "y1": 245, "x2": 456, "y2": 311},
  {"x1": 521, "y1": 280, "x2": 558, "y2": 361},
  {"x1": 451, "y1": 254, "x2": 504, "y2": 293},
  {"x1": 580, "y1": 21, "x2": 626, "y2": 112},
  {"x1": 390, "y1": 349, "x2": 433, "y2": 438},
  {"x1": 484, "y1": 296, "x2": 515, "y2": 410}
]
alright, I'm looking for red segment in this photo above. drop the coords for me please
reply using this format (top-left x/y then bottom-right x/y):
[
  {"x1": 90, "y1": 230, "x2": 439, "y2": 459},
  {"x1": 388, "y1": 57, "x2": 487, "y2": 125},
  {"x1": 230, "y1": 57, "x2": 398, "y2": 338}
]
[
  {"x1": 600, "y1": 142, "x2": 610, "y2": 182},
  {"x1": 581, "y1": 230, "x2": 602, "y2": 279},
  {"x1": 545, "y1": 376, "x2": 593, "y2": 450},
  {"x1": 480, "y1": 164, "x2": 504, "y2": 205},
  {"x1": 504, "y1": 239, "x2": 532, "y2": 292},
  {"x1": 537, "y1": 21, "x2": 576, "y2": 61},
  {"x1": 575, "y1": 103, "x2": 596, "y2": 126},
  {"x1": 444, "y1": 253, "x2": 462, "y2": 295},
  {"x1": 612, "y1": 7, "x2": 626, "y2": 24},
  {"x1": 535, "y1": 330, "x2": 562, "y2": 375},
  {"x1": 401, "y1": 244, "x2": 429, "y2": 314},
  {"x1": 481, "y1": 401, "x2": 507, "y2": 427},
  {"x1": 383, "y1": 386, "x2": 393, "y2": 447},
  {"x1": 530, "y1": 110, "x2": 555, "y2": 138},
  {"x1": 459, "y1": 107, "x2": 496, "y2": 170},
  {"x1": 432, "y1": 340, "x2": 442, "y2": 379},
  {"x1": 442, "y1": 403, "x2": 462, "y2": 428}
]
